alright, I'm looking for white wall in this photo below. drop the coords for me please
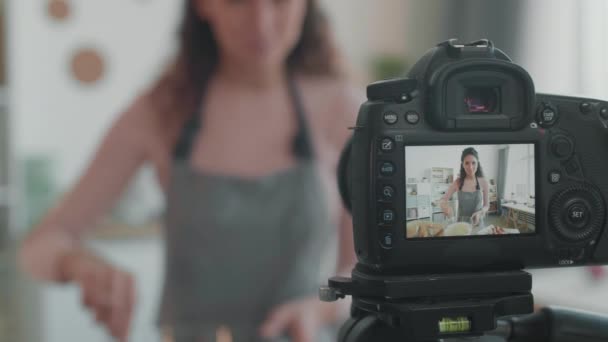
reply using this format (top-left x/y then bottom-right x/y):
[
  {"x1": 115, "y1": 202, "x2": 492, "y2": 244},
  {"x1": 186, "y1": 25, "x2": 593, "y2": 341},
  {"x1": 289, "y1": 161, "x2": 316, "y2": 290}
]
[
  {"x1": 8, "y1": 0, "x2": 180, "y2": 189},
  {"x1": 320, "y1": 0, "x2": 408, "y2": 82},
  {"x1": 405, "y1": 145, "x2": 500, "y2": 184},
  {"x1": 519, "y1": 0, "x2": 608, "y2": 98}
]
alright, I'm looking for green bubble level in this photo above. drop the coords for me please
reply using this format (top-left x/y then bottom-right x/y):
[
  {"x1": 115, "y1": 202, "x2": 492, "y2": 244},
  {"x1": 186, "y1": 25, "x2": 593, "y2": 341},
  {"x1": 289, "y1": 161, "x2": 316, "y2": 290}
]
[{"x1": 438, "y1": 316, "x2": 472, "y2": 333}]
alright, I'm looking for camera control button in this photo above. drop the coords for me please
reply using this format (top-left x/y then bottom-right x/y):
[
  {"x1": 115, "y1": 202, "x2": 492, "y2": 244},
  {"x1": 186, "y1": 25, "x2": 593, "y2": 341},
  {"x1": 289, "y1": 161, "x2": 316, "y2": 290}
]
[
  {"x1": 566, "y1": 202, "x2": 589, "y2": 227},
  {"x1": 383, "y1": 111, "x2": 398, "y2": 125},
  {"x1": 405, "y1": 111, "x2": 420, "y2": 125},
  {"x1": 550, "y1": 136, "x2": 574, "y2": 159},
  {"x1": 380, "y1": 138, "x2": 395, "y2": 152},
  {"x1": 537, "y1": 104, "x2": 558, "y2": 127},
  {"x1": 380, "y1": 233, "x2": 394, "y2": 249},
  {"x1": 600, "y1": 107, "x2": 608, "y2": 120},
  {"x1": 379, "y1": 185, "x2": 396, "y2": 201},
  {"x1": 548, "y1": 170, "x2": 562, "y2": 184},
  {"x1": 550, "y1": 185, "x2": 604, "y2": 242},
  {"x1": 381, "y1": 209, "x2": 395, "y2": 224},
  {"x1": 380, "y1": 162, "x2": 395, "y2": 176},
  {"x1": 580, "y1": 102, "x2": 592, "y2": 115}
]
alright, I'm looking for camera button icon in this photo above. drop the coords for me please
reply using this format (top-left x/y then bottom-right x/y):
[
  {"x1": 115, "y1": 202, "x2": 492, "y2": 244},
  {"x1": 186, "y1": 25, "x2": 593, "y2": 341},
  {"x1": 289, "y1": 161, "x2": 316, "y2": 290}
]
[
  {"x1": 380, "y1": 162, "x2": 395, "y2": 176},
  {"x1": 380, "y1": 233, "x2": 394, "y2": 249},
  {"x1": 382, "y1": 209, "x2": 395, "y2": 223},
  {"x1": 383, "y1": 111, "x2": 398, "y2": 125},
  {"x1": 405, "y1": 111, "x2": 421, "y2": 125},
  {"x1": 548, "y1": 170, "x2": 562, "y2": 184},
  {"x1": 380, "y1": 185, "x2": 396, "y2": 201},
  {"x1": 380, "y1": 138, "x2": 395, "y2": 152},
  {"x1": 537, "y1": 104, "x2": 558, "y2": 127},
  {"x1": 567, "y1": 202, "x2": 589, "y2": 227}
]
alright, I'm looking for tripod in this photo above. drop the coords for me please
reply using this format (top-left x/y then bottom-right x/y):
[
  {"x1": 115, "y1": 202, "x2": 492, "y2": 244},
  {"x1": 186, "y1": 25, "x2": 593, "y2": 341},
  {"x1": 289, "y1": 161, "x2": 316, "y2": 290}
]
[{"x1": 320, "y1": 268, "x2": 608, "y2": 341}]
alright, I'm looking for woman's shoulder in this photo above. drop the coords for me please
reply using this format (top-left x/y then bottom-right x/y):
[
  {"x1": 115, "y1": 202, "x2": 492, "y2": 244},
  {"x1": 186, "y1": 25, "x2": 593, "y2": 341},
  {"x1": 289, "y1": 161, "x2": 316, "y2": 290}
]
[{"x1": 478, "y1": 176, "x2": 490, "y2": 188}]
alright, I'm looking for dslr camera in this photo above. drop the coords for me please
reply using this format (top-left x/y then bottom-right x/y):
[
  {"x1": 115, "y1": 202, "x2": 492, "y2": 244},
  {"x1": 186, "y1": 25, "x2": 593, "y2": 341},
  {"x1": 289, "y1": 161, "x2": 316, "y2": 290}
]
[
  {"x1": 326, "y1": 39, "x2": 608, "y2": 341},
  {"x1": 343, "y1": 38, "x2": 608, "y2": 273}
]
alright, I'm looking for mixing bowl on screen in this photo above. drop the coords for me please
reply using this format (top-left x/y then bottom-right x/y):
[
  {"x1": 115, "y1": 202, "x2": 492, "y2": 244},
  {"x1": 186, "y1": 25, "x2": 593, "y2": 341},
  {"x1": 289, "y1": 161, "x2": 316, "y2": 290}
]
[{"x1": 444, "y1": 222, "x2": 473, "y2": 236}]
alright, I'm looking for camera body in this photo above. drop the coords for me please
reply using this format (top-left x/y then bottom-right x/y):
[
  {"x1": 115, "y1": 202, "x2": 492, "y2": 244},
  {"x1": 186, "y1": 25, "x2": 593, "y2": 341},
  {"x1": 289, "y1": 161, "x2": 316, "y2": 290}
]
[{"x1": 346, "y1": 39, "x2": 608, "y2": 274}]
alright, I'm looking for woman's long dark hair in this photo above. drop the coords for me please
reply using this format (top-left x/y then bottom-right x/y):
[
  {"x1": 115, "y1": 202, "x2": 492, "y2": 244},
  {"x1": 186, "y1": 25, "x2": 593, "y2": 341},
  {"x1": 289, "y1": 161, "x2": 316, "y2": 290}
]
[
  {"x1": 148, "y1": 0, "x2": 343, "y2": 131},
  {"x1": 459, "y1": 147, "x2": 485, "y2": 188}
]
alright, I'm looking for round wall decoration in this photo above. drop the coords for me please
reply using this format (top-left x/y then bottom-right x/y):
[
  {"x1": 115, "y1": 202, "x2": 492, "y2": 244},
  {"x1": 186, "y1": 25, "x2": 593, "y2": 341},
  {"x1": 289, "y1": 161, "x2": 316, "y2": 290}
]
[
  {"x1": 48, "y1": 0, "x2": 71, "y2": 21},
  {"x1": 70, "y1": 48, "x2": 105, "y2": 85}
]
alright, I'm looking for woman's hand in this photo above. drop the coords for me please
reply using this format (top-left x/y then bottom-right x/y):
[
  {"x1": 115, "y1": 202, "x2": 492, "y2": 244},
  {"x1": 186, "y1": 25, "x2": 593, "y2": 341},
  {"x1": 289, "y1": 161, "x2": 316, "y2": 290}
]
[
  {"x1": 60, "y1": 250, "x2": 136, "y2": 342},
  {"x1": 259, "y1": 296, "x2": 334, "y2": 342},
  {"x1": 442, "y1": 205, "x2": 453, "y2": 218},
  {"x1": 491, "y1": 226, "x2": 505, "y2": 235},
  {"x1": 471, "y1": 211, "x2": 484, "y2": 225}
]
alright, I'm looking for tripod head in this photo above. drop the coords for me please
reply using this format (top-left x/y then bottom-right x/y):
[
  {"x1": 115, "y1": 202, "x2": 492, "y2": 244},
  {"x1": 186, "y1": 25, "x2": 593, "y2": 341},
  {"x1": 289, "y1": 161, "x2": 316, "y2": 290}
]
[
  {"x1": 320, "y1": 268, "x2": 533, "y2": 341},
  {"x1": 320, "y1": 268, "x2": 608, "y2": 341}
]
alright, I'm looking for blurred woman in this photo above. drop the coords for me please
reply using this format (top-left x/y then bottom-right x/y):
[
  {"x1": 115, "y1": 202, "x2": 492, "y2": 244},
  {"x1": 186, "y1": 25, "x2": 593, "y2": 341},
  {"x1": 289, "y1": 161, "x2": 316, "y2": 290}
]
[{"x1": 19, "y1": 0, "x2": 359, "y2": 341}]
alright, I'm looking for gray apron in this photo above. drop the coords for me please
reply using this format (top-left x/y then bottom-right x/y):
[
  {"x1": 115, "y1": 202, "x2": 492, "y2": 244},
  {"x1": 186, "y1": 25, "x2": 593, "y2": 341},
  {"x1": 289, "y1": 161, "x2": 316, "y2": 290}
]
[
  {"x1": 457, "y1": 177, "x2": 485, "y2": 231},
  {"x1": 158, "y1": 76, "x2": 334, "y2": 342}
]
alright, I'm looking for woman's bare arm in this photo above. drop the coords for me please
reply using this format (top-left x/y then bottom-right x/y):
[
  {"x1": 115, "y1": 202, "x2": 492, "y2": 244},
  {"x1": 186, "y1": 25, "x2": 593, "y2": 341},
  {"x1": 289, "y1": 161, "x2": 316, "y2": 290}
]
[
  {"x1": 19, "y1": 96, "x2": 154, "y2": 282},
  {"x1": 480, "y1": 177, "x2": 490, "y2": 214},
  {"x1": 320, "y1": 81, "x2": 361, "y2": 323},
  {"x1": 440, "y1": 180, "x2": 459, "y2": 215}
]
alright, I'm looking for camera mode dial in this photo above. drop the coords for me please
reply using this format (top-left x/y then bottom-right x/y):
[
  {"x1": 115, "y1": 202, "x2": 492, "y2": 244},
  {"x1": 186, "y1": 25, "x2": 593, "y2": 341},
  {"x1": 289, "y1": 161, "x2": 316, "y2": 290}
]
[{"x1": 549, "y1": 185, "x2": 605, "y2": 242}]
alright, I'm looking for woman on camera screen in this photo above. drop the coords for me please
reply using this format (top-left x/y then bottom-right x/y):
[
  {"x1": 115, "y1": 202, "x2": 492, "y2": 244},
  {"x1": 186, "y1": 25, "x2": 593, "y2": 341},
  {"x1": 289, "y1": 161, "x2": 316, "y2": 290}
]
[
  {"x1": 441, "y1": 147, "x2": 490, "y2": 229},
  {"x1": 19, "y1": 0, "x2": 359, "y2": 341}
]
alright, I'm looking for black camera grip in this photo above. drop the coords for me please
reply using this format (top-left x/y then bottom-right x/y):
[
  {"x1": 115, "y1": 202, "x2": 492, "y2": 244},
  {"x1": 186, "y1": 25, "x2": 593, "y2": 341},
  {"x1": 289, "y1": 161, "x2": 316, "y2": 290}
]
[{"x1": 338, "y1": 136, "x2": 353, "y2": 213}]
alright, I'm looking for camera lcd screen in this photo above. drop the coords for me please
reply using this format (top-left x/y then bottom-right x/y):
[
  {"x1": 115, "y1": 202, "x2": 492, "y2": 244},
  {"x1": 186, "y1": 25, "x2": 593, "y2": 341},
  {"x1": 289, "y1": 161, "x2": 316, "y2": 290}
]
[{"x1": 405, "y1": 144, "x2": 536, "y2": 239}]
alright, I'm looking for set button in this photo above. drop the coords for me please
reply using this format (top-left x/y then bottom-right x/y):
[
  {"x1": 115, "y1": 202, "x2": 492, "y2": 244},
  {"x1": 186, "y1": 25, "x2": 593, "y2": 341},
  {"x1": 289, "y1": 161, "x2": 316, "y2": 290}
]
[{"x1": 566, "y1": 200, "x2": 590, "y2": 227}]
